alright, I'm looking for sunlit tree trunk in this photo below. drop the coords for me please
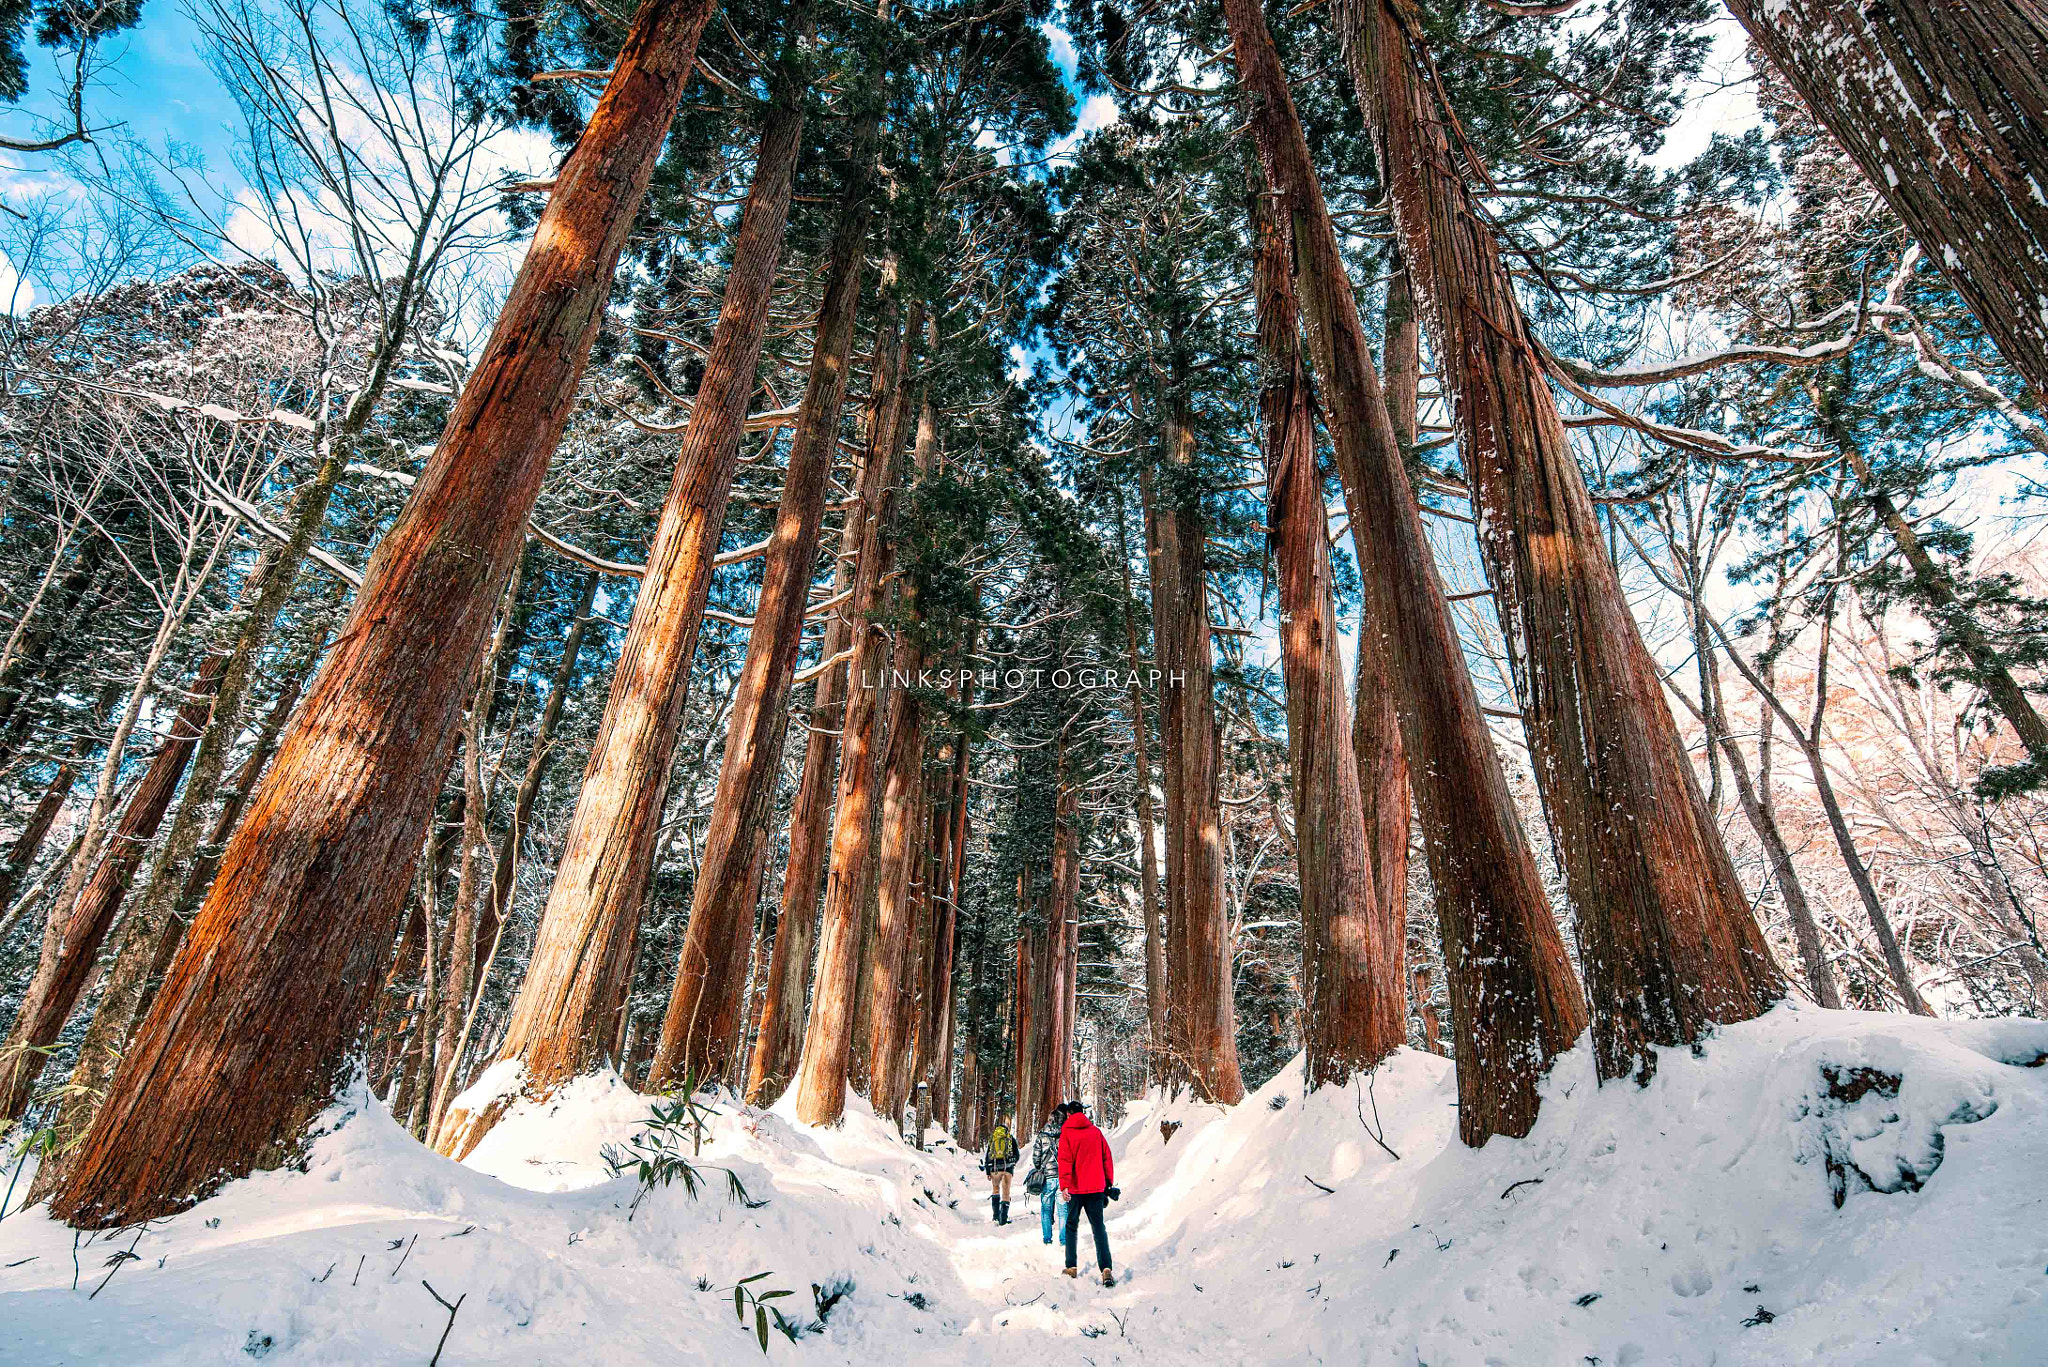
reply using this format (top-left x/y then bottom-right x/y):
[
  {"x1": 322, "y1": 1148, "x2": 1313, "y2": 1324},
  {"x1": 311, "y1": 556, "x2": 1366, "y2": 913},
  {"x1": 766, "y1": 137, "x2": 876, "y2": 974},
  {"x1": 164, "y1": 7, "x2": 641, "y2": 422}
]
[
  {"x1": 1249, "y1": 185, "x2": 1406, "y2": 1087},
  {"x1": 1336, "y1": 0, "x2": 1784, "y2": 1086},
  {"x1": 51, "y1": 0, "x2": 725, "y2": 1228},
  {"x1": 658, "y1": 101, "x2": 877, "y2": 1092},
  {"x1": 744, "y1": 551, "x2": 852, "y2": 1107},
  {"x1": 441, "y1": 61, "x2": 806, "y2": 1157},
  {"x1": 791, "y1": 286, "x2": 922, "y2": 1126},
  {"x1": 1224, "y1": 0, "x2": 1585, "y2": 1144}
]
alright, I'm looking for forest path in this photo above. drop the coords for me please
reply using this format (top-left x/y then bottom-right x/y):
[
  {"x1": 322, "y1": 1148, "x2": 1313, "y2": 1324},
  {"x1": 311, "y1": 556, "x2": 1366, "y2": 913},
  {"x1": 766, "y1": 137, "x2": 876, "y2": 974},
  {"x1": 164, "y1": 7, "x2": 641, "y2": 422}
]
[{"x1": 898, "y1": 1154, "x2": 1262, "y2": 1364}]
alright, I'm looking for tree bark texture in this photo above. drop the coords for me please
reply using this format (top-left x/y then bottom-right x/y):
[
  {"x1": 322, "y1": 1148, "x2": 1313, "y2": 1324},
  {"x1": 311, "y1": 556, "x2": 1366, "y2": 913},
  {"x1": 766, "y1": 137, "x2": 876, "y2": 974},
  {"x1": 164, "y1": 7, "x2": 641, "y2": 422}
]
[
  {"x1": 28, "y1": 622, "x2": 327, "y2": 1203},
  {"x1": 744, "y1": 551, "x2": 853, "y2": 1107},
  {"x1": 1225, "y1": 0, "x2": 1586, "y2": 1144},
  {"x1": 862, "y1": 650, "x2": 928, "y2": 1120},
  {"x1": 1337, "y1": 0, "x2": 1785, "y2": 1086},
  {"x1": 441, "y1": 68, "x2": 804, "y2": 1157},
  {"x1": 861, "y1": 382, "x2": 944, "y2": 1121},
  {"x1": 1723, "y1": 0, "x2": 2048, "y2": 404},
  {"x1": 51, "y1": 0, "x2": 724, "y2": 1228},
  {"x1": 791, "y1": 286, "x2": 920, "y2": 1126},
  {"x1": 653, "y1": 132, "x2": 874, "y2": 1090},
  {"x1": 1357, "y1": 261, "x2": 1415, "y2": 968},
  {"x1": 1147, "y1": 409, "x2": 1247, "y2": 1106},
  {"x1": 1250, "y1": 186, "x2": 1406, "y2": 1087}
]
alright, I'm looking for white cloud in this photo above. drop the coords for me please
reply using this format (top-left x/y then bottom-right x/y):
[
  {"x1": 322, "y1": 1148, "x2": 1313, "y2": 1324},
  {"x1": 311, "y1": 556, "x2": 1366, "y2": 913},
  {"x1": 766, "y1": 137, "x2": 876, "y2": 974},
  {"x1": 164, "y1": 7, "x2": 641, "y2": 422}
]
[
  {"x1": 1043, "y1": 23, "x2": 1078, "y2": 81},
  {"x1": 1076, "y1": 93, "x2": 1119, "y2": 135}
]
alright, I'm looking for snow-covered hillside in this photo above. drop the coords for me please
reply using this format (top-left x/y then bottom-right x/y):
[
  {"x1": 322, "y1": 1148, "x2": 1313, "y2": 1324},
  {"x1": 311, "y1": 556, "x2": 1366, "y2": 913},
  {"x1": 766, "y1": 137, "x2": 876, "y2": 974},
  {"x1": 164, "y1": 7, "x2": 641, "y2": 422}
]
[{"x1": 4, "y1": 1005, "x2": 2045, "y2": 1365}]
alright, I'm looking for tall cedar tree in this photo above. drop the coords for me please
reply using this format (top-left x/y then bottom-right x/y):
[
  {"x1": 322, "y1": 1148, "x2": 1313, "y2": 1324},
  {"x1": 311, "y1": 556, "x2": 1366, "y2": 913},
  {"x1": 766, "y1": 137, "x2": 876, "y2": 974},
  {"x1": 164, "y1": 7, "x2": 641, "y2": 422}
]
[
  {"x1": 1335, "y1": 0, "x2": 1786, "y2": 1085},
  {"x1": 52, "y1": 0, "x2": 723, "y2": 1228},
  {"x1": 439, "y1": 12, "x2": 810, "y2": 1157},
  {"x1": 1223, "y1": 0, "x2": 1587, "y2": 1144},
  {"x1": 791, "y1": 283, "x2": 920, "y2": 1125},
  {"x1": 652, "y1": 79, "x2": 883, "y2": 1094},
  {"x1": 1248, "y1": 182, "x2": 1406, "y2": 1084}
]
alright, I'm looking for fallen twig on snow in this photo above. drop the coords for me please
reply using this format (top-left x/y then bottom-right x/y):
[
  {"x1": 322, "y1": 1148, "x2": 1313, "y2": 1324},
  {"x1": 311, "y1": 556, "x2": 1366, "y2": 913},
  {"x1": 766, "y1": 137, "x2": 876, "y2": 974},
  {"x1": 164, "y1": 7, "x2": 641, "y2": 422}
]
[{"x1": 422, "y1": 1279, "x2": 466, "y2": 1366}]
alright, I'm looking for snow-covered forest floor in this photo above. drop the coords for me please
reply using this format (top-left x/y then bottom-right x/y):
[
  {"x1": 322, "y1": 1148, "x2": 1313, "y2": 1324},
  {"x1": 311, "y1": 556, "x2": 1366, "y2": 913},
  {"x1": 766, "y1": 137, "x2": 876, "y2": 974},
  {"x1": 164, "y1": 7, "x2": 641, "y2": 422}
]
[{"x1": 4, "y1": 1006, "x2": 2045, "y2": 1365}]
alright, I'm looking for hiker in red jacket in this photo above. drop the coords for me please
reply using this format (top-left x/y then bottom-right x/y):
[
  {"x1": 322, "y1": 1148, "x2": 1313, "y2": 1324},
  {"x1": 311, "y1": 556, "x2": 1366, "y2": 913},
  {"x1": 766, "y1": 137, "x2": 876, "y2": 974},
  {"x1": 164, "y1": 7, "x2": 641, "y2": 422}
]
[{"x1": 1055, "y1": 1100, "x2": 1118, "y2": 1285}]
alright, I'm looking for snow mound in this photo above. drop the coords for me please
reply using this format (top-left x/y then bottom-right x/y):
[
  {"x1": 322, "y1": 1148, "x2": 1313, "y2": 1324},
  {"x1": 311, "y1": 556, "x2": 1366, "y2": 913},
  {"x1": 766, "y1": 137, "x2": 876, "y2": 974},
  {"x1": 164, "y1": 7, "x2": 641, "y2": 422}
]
[{"x1": 3, "y1": 1005, "x2": 2045, "y2": 1364}]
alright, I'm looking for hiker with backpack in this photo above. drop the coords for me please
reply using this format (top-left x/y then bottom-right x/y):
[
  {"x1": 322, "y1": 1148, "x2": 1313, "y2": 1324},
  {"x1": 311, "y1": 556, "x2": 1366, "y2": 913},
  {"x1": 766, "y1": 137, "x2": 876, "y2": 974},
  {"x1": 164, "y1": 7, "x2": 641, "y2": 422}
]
[
  {"x1": 1026, "y1": 1113, "x2": 1068, "y2": 1247},
  {"x1": 982, "y1": 1121, "x2": 1019, "y2": 1225},
  {"x1": 1056, "y1": 1100, "x2": 1118, "y2": 1286}
]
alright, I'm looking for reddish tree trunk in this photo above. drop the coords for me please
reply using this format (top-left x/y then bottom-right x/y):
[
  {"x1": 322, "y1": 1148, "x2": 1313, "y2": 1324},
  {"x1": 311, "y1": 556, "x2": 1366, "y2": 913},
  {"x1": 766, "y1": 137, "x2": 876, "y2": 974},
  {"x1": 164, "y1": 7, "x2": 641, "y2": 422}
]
[
  {"x1": 1249, "y1": 187, "x2": 1406, "y2": 1087},
  {"x1": 863, "y1": 385, "x2": 943, "y2": 1121},
  {"x1": 791, "y1": 286, "x2": 920, "y2": 1126},
  {"x1": 860, "y1": 644, "x2": 928, "y2": 1119},
  {"x1": 1141, "y1": 467, "x2": 1186, "y2": 1093},
  {"x1": 51, "y1": 0, "x2": 724, "y2": 1228},
  {"x1": 0, "y1": 653, "x2": 226, "y2": 1121},
  {"x1": 1724, "y1": 0, "x2": 2048, "y2": 404},
  {"x1": 743, "y1": 552, "x2": 852, "y2": 1107},
  {"x1": 441, "y1": 69, "x2": 806, "y2": 1156},
  {"x1": 1338, "y1": 0, "x2": 1786, "y2": 1086},
  {"x1": 1223, "y1": 0, "x2": 1586, "y2": 1145},
  {"x1": 1113, "y1": 495, "x2": 1169, "y2": 1085},
  {"x1": 1044, "y1": 773, "x2": 1081, "y2": 1113},
  {"x1": 1148, "y1": 405, "x2": 1247, "y2": 1106},
  {"x1": 29, "y1": 630, "x2": 326, "y2": 1205},
  {"x1": 479, "y1": 573, "x2": 600, "y2": 985},
  {"x1": 1357, "y1": 262, "x2": 1415, "y2": 970},
  {"x1": 653, "y1": 136, "x2": 873, "y2": 1090}
]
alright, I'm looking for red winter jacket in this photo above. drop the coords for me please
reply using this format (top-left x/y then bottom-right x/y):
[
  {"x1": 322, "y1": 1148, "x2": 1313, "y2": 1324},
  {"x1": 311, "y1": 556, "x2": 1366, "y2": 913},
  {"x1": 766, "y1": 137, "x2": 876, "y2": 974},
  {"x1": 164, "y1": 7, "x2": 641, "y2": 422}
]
[{"x1": 1057, "y1": 1111, "x2": 1114, "y2": 1196}]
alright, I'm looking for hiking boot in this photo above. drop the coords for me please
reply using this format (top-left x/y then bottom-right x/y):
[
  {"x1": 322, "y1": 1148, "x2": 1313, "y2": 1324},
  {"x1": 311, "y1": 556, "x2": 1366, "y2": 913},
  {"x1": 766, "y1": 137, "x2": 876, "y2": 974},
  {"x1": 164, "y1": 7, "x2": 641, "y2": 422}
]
[
  {"x1": 1062, "y1": 1267, "x2": 1078, "y2": 1279},
  {"x1": 1101, "y1": 1270, "x2": 1116, "y2": 1287}
]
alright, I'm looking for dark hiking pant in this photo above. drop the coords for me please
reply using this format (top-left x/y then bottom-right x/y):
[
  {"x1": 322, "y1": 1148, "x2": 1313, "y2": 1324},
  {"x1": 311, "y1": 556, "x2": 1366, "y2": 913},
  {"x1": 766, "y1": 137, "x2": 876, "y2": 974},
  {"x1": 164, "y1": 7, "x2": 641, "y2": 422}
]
[{"x1": 1063, "y1": 1192, "x2": 1110, "y2": 1271}]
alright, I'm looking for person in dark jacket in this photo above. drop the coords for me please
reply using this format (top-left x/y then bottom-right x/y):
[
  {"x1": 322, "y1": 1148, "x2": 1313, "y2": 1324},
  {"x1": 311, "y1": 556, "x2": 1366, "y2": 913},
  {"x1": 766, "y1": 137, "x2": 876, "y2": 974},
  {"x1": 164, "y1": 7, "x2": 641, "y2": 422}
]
[
  {"x1": 1056, "y1": 1100, "x2": 1116, "y2": 1285},
  {"x1": 1028, "y1": 1113, "x2": 1068, "y2": 1246}
]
